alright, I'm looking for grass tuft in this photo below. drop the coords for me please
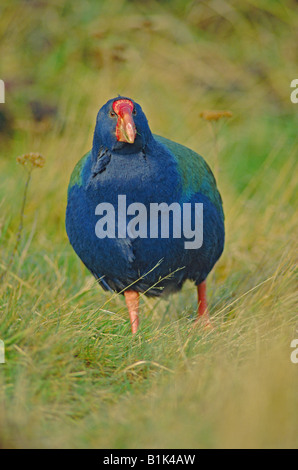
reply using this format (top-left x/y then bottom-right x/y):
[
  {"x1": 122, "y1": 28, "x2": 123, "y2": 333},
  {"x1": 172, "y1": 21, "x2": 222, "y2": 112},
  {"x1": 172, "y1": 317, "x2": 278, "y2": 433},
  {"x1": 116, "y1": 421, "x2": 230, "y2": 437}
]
[{"x1": 0, "y1": 0, "x2": 297, "y2": 449}]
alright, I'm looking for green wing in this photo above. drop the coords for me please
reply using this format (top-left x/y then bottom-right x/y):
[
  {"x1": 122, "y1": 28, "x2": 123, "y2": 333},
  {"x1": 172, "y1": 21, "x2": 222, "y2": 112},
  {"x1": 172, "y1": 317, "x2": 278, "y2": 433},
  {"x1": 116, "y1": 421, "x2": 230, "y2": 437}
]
[
  {"x1": 154, "y1": 134, "x2": 223, "y2": 215},
  {"x1": 68, "y1": 150, "x2": 91, "y2": 194}
]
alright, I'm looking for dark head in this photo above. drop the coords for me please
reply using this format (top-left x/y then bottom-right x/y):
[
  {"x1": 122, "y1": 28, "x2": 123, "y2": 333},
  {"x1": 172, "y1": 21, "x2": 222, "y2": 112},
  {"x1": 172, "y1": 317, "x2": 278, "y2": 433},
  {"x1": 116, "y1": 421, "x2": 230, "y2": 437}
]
[{"x1": 92, "y1": 97, "x2": 152, "y2": 158}]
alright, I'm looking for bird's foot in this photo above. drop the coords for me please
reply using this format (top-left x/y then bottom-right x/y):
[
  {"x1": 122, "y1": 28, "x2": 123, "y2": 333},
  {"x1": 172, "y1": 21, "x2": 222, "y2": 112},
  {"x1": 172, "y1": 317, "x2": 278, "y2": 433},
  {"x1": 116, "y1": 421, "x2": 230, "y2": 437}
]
[
  {"x1": 193, "y1": 314, "x2": 214, "y2": 331},
  {"x1": 124, "y1": 290, "x2": 140, "y2": 334}
]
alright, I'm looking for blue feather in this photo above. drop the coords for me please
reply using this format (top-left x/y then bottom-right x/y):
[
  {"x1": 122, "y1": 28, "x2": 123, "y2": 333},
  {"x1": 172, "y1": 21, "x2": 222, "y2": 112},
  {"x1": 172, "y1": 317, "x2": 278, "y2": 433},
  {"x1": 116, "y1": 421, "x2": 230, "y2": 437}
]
[{"x1": 66, "y1": 97, "x2": 224, "y2": 296}]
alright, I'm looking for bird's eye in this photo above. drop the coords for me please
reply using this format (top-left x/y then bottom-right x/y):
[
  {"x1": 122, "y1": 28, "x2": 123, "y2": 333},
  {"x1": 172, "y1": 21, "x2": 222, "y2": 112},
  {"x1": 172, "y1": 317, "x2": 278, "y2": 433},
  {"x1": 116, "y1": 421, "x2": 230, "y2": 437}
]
[
  {"x1": 132, "y1": 108, "x2": 137, "y2": 116},
  {"x1": 110, "y1": 110, "x2": 117, "y2": 117}
]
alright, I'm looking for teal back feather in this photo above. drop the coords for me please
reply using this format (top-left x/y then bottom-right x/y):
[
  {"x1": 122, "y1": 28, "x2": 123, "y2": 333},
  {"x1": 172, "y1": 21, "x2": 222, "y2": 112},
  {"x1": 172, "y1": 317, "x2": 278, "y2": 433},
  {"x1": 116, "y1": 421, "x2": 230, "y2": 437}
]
[
  {"x1": 68, "y1": 150, "x2": 90, "y2": 194},
  {"x1": 154, "y1": 135, "x2": 223, "y2": 216}
]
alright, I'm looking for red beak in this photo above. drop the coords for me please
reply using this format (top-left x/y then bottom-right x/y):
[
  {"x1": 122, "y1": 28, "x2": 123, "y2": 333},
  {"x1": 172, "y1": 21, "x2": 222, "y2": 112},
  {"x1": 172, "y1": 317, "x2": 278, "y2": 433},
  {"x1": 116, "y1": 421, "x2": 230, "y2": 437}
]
[{"x1": 113, "y1": 99, "x2": 136, "y2": 144}]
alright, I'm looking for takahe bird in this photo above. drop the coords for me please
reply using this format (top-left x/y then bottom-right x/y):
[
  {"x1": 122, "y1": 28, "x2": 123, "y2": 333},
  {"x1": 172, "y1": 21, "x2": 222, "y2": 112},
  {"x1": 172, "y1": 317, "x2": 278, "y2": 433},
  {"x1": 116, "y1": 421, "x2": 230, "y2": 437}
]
[{"x1": 66, "y1": 97, "x2": 224, "y2": 333}]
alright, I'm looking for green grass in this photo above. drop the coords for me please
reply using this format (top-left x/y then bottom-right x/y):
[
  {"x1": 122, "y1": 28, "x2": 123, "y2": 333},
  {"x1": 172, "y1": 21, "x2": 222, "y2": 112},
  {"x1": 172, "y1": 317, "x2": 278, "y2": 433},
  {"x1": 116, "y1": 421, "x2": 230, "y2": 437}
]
[{"x1": 0, "y1": 0, "x2": 297, "y2": 448}]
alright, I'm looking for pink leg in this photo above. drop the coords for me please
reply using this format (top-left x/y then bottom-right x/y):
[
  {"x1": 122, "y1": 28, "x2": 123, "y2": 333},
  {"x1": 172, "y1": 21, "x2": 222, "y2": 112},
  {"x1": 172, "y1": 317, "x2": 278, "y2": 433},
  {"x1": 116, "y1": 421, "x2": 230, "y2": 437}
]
[
  {"x1": 196, "y1": 281, "x2": 212, "y2": 328},
  {"x1": 124, "y1": 290, "x2": 139, "y2": 334}
]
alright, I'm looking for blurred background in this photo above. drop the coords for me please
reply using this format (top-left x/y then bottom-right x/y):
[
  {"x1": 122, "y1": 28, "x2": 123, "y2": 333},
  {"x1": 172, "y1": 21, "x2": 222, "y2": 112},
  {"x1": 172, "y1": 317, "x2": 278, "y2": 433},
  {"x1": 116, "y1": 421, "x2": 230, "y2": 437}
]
[
  {"x1": 0, "y1": 0, "x2": 297, "y2": 449},
  {"x1": 1, "y1": 0, "x2": 297, "y2": 205}
]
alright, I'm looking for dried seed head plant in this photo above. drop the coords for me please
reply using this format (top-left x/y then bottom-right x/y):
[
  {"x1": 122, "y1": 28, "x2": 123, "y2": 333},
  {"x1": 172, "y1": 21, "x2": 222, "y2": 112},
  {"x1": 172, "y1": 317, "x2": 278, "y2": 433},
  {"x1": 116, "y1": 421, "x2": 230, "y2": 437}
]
[
  {"x1": 199, "y1": 110, "x2": 233, "y2": 121},
  {"x1": 200, "y1": 110, "x2": 232, "y2": 180},
  {"x1": 16, "y1": 152, "x2": 45, "y2": 169},
  {"x1": 0, "y1": 153, "x2": 45, "y2": 284}
]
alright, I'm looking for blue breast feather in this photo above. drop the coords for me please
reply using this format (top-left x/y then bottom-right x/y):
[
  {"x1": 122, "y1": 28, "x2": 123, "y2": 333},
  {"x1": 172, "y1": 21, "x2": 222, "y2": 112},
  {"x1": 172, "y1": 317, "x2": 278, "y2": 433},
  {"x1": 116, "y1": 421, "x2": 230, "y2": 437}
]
[{"x1": 66, "y1": 135, "x2": 225, "y2": 296}]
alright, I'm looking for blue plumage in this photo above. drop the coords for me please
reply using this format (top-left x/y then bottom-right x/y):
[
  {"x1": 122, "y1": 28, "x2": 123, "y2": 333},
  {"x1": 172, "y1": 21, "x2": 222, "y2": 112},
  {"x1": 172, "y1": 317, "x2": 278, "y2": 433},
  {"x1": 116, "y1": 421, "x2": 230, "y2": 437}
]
[{"x1": 66, "y1": 97, "x2": 224, "y2": 299}]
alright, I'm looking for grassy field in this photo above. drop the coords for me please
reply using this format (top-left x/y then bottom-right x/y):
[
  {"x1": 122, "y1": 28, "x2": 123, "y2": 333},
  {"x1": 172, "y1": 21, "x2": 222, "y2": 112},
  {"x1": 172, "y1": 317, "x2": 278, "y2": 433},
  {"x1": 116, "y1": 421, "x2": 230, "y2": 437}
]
[{"x1": 0, "y1": 0, "x2": 297, "y2": 448}]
